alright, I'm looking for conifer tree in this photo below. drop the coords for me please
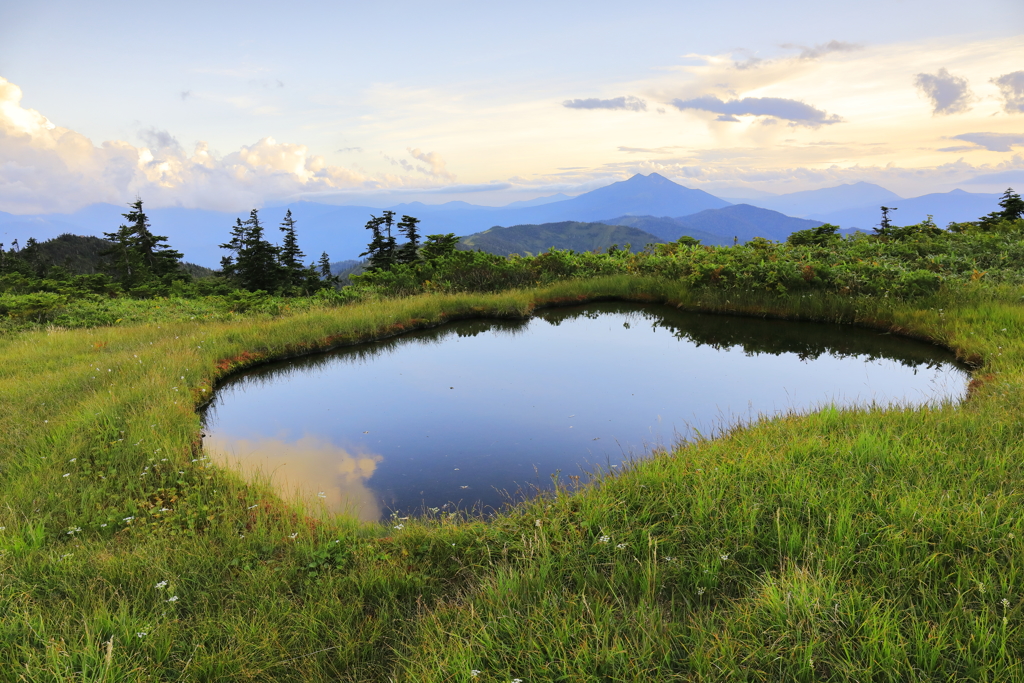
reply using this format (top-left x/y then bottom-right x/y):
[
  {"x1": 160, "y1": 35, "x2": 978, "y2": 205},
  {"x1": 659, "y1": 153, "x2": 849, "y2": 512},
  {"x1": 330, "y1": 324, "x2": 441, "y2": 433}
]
[
  {"x1": 102, "y1": 198, "x2": 183, "y2": 287},
  {"x1": 979, "y1": 188, "x2": 1024, "y2": 229},
  {"x1": 218, "y1": 218, "x2": 247, "y2": 280},
  {"x1": 360, "y1": 211, "x2": 399, "y2": 271},
  {"x1": 420, "y1": 233, "x2": 460, "y2": 261},
  {"x1": 318, "y1": 252, "x2": 333, "y2": 279},
  {"x1": 1001, "y1": 188, "x2": 1024, "y2": 221},
  {"x1": 396, "y1": 215, "x2": 422, "y2": 264},
  {"x1": 278, "y1": 209, "x2": 306, "y2": 290},
  {"x1": 219, "y1": 209, "x2": 282, "y2": 291}
]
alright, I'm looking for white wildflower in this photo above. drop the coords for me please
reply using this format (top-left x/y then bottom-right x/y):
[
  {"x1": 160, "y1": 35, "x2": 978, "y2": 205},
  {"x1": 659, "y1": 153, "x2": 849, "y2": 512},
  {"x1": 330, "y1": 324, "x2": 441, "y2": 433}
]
[
  {"x1": 394, "y1": 524, "x2": 405, "y2": 530},
  {"x1": 155, "y1": 580, "x2": 168, "y2": 589},
  {"x1": 597, "y1": 535, "x2": 610, "y2": 544}
]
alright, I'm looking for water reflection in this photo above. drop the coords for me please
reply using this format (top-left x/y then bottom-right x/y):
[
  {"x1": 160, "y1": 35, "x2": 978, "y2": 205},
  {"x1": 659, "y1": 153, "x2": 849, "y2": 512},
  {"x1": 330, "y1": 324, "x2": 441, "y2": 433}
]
[
  {"x1": 203, "y1": 302, "x2": 969, "y2": 520},
  {"x1": 205, "y1": 434, "x2": 383, "y2": 521}
]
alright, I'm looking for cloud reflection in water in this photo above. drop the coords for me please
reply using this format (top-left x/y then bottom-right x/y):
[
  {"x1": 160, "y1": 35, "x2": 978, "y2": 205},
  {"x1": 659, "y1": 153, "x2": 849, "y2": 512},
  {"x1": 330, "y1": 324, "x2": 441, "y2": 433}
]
[{"x1": 205, "y1": 434, "x2": 383, "y2": 521}]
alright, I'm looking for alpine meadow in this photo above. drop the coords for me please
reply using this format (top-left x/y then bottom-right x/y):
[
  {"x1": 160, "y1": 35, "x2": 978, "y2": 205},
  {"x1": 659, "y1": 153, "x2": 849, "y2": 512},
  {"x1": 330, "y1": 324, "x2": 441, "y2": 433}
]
[
  {"x1": 1, "y1": 186, "x2": 1024, "y2": 680},
  {"x1": 3, "y1": 3, "x2": 1024, "y2": 679}
]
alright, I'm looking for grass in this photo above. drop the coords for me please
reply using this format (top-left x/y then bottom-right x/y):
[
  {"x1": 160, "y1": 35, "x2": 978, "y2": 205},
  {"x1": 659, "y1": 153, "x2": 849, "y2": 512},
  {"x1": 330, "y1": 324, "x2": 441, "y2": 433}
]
[{"x1": 0, "y1": 276, "x2": 1022, "y2": 681}]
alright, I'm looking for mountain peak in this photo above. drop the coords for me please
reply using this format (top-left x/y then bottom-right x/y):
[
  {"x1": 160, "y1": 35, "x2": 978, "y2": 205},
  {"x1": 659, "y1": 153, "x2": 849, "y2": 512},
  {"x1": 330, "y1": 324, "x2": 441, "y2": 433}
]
[{"x1": 626, "y1": 172, "x2": 671, "y2": 185}]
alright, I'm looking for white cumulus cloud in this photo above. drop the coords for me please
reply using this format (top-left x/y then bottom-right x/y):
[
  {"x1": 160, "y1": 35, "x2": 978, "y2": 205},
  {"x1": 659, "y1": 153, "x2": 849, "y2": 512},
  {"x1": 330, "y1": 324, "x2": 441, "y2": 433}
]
[
  {"x1": 407, "y1": 147, "x2": 456, "y2": 180},
  {"x1": 0, "y1": 76, "x2": 427, "y2": 213}
]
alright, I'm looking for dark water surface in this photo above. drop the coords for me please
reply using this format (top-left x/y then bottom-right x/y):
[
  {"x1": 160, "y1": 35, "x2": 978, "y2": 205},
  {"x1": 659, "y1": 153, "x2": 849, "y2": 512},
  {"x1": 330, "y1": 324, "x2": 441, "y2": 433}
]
[{"x1": 202, "y1": 303, "x2": 969, "y2": 520}]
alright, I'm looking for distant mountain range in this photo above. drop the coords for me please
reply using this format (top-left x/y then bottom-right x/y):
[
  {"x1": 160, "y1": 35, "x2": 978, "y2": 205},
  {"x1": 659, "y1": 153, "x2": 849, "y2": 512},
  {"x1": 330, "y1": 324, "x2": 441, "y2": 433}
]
[
  {"x1": 730, "y1": 182, "x2": 903, "y2": 217},
  {"x1": 596, "y1": 216, "x2": 730, "y2": 246},
  {"x1": 803, "y1": 189, "x2": 1002, "y2": 229},
  {"x1": 0, "y1": 174, "x2": 1007, "y2": 266},
  {"x1": 457, "y1": 221, "x2": 666, "y2": 256},
  {"x1": 455, "y1": 204, "x2": 823, "y2": 256},
  {"x1": 733, "y1": 182, "x2": 1002, "y2": 229}
]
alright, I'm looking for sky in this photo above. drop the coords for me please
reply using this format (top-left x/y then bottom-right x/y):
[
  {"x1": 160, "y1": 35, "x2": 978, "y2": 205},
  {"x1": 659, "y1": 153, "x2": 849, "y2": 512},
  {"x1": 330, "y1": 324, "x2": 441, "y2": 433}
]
[{"x1": 1, "y1": 0, "x2": 1023, "y2": 214}]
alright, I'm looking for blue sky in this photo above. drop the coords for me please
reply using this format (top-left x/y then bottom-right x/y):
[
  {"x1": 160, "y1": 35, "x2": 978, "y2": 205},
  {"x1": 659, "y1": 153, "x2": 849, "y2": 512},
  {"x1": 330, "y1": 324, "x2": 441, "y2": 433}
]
[{"x1": 1, "y1": 0, "x2": 1022, "y2": 212}]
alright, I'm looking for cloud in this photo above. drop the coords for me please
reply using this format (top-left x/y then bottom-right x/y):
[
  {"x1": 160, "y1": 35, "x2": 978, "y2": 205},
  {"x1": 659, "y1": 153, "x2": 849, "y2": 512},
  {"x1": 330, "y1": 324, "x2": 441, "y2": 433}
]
[
  {"x1": 784, "y1": 40, "x2": 864, "y2": 60},
  {"x1": 962, "y1": 169, "x2": 1024, "y2": 185},
  {"x1": 0, "y1": 76, "x2": 399, "y2": 213},
  {"x1": 914, "y1": 68, "x2": 972, "y2": 115},
  {"x1": 992, "y1": 71, "x2": 1024, "y2": 114},
  {"x1": 337, "y1": 146, "x2": 364, "y2": 153},
  {"x1": 563, "y1": 154, "x2": 1024, "y2": 199},
  {"x1": 250, "y1": 79, "x2": 285, "y2": 89},
  {"x1": 383, "y1": 153, "x2": 415, "y2": 172},
  {"x1": 948, "y1": 132, "x2": 1024, "y2": 152},
  {"x1": 407, "y1": 147, "x2": 456, "y2": 180},
  {"x1": 733, "y1": 56, "x2": 763, "y2": 70},
  {"x1": 562, "y1": 96, "x2": 647, "y2": 111},
  {"x1": 670, "y1": 95, "x2": 842, "y2": 127},
  {"x1": 617, "y1": 145, "x2": 688, "y2": 154},
  {"x1": 138, "y1": 128, "x2": 181, "y2": 151},
  {"x1": 180, "y1": 90, "x2": 192, "y2": 101}
]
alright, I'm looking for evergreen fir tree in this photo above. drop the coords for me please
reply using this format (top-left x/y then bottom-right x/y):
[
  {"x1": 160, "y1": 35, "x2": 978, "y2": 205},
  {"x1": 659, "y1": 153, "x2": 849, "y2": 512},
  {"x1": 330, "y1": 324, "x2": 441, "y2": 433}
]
[
  {"x1": 979, "y1": 188, "x2": 1024, "y2": 229},
  {"x1": 1001, "y1": 188, "x2": 1024, "y2": 221},
  {"x1": 420, "y1": 233, "x2": 460, "y2": 261},
  {"x1": 125, "y1": 199, "x2": 183, "y2": 278},
  {"x1": 218, "y1": 218, "x2": 248, "y2": 280},
  {"x1": 318, "y1": 252, "x2": 333, "y2": 279},
  {"x1": 396, "y1": 215, "x2": 422, "y2": 264},
  {"x1": 278, "y1": 209, "x2": 306, "y2": 290},
  {"x1": 360, "y1": 211, "x2": 399, "y2": 271},
  {"x1": 101, "y1": 198, "x2": 183, "y2": 287},
  {"x1": 219, "y1": 209, "x2": 282, "y2": 291}
]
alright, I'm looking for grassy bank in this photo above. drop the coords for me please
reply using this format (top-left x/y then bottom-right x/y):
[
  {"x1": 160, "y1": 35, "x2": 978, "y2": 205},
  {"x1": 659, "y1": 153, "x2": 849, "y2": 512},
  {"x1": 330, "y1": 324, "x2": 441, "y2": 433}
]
[{"x1": 1, "y1": 276, "x2": 1022, "y2": 681}]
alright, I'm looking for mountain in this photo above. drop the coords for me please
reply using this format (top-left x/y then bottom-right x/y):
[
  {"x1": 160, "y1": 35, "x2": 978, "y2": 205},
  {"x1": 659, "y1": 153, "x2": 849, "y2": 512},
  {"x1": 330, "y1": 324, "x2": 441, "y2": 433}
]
[
  {"x1": 597, "y1": 216, "x2": 730, "y2": 245},
  {"x1": 642, "y1": 204, "x2": 825, "y2": 244},
  {"x1": 502, "y1": 193, "x2": 573, "y2": 208},
  {"x1": 0, "y1": 202, "x2": 378, "y2": 270},
  {"x1": 374, "y1": 173, "x2": 731, "y2": 236},
  {"x1": 1, "y1": 174, "x2": 730, "y2": 266},
  {"x1": 735, "y1": 182, "x2": 902, "y2": 217},
  {"x1": 808, "y1": 189, "x2": 1002, "y2": 230},
  {"x1": 5, "y1": 233, "x2": 215, "y2": 278},
  {"x1": 540, "y1": 173, "x2": 730, "y2": 220},
  {"x1": 457, "y1": 221, "x2": 665, "y2": 256}
]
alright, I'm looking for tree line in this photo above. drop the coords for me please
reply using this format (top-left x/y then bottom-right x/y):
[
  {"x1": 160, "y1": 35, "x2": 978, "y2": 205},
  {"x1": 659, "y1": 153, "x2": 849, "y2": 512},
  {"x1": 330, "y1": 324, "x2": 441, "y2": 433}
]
[{"x1": 2, "y1": 188, "x2": 1022, "y2": 300}]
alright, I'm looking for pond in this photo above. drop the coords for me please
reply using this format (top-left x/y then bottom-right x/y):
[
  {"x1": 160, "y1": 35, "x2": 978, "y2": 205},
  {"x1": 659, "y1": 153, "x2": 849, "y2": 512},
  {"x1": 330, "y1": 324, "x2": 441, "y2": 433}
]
[{"x1": 202, "y1": 302, "x2": 969, "y2": 521}]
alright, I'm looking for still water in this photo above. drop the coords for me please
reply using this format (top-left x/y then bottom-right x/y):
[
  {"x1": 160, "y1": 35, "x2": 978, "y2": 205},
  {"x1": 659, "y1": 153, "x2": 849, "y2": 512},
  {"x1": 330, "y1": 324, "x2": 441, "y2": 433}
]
[{"x1": 202, "y1": 303, "x2": 969, "y2": 521}]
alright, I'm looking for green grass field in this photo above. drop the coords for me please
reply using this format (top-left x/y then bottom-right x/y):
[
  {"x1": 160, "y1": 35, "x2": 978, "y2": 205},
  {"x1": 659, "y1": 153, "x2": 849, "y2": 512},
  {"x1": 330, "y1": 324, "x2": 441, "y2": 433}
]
[{"x1": 1, "y1": 276, "x2": 1022, "y2": 681}]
